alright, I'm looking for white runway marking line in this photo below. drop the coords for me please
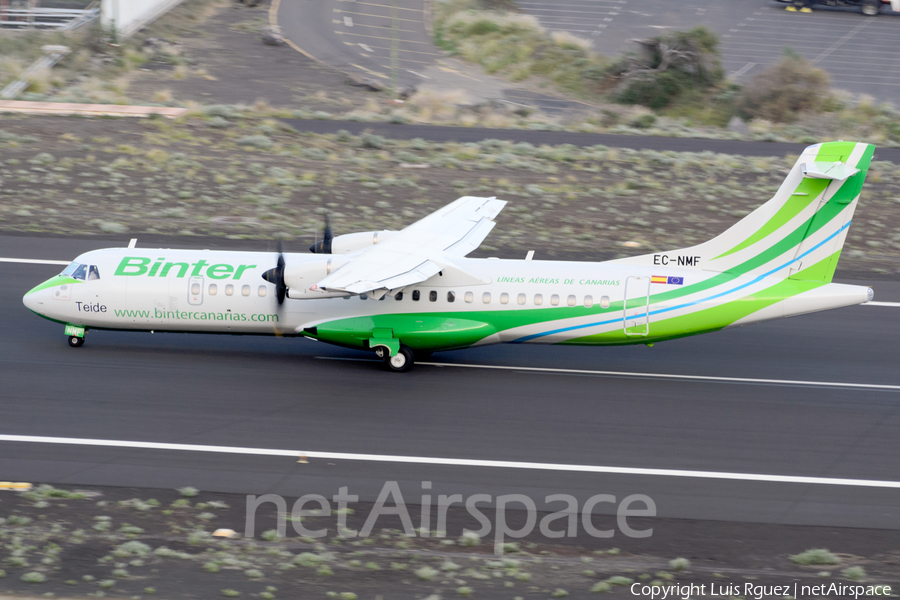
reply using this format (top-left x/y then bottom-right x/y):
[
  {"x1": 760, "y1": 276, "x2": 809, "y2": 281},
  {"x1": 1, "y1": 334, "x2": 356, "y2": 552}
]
[
  {"x1": 0, "y1": 257, "x2": 69, "y2": 265},
  {"x1": 417, "y1": 362, "x2": 900, "y2": 391},
  {"x1": 1, "y1": 434, "x2": 898, "y2": 489}
]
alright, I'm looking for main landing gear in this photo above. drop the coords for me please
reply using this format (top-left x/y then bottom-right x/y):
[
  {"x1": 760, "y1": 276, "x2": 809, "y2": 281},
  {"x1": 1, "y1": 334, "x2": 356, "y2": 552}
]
[{"x1": 375, "y1": 344, "x2": 415, "y2": 372}]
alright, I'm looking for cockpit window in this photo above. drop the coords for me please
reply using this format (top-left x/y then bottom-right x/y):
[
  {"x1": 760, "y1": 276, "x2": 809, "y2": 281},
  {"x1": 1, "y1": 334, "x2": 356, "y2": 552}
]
[
  {"x1": 88, "y1": 265, "x2": 100, "y2": 280},
  {"x1": 71, "y1": 264, "x2": 88, "y2": 281},
  {"x1": 61, "y1": 262, "x2": 80, "y2": 277}
]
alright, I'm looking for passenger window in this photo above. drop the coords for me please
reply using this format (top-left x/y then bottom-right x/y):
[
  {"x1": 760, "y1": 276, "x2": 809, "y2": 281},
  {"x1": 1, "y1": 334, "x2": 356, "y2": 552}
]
[
  {"x1": 71, "y1": 264, "x2": 87, "y2": 281},
  {"x1": 395, "y1": 292, "x2": 403, "y2": 301},
  {"x1": 500, "y1": 293, "x2": 509, "y2": 305},
  {"x1": 242, "y1": 285, "x2": 250, "y2": 297},
  {"x1": 191, "y1": 282, "x2": 201, "y2": 295},
  {"x1": 584, "y1": 295, "x2": 593, "y2": 308},
  {"x1": 482, "y1": 292, "x2": 491, "y2": 304},
  {"x1": 567, "y1": 295, "x2": 576, "y2": 307},
  {"x1": 209, "y1": 284, "x2": 218, "y2": 296},
  {"x1": 88, "y1": 265, "x2": 100, "y2": 280},
  {"x1": 550, "y1": 294, "x2": 559, "y2": 306},
  {"x1": 447, "y1": 291, "x2": 456, "y2": 303},
  {"x1": 534, "y1": 294, "x2": 543, "y2": 306},
  {"x1": 225, "y1": 284, "x2": 234, "y2": 296},
  {"x1": 412, "y1": 290, "x2": 420, "y2": 301},
  {"x1": 517, "y1": 293, "x2": 526, "y2": 305},
  {"x1": 258, "y1": 286, "x2": 267, "y2": 297},
  {"x1": 600, "y1": 295, "x2": 610, "y2": 309},
  {"x1": 429, "y1": 290, "x2": 437, "y2": 302},
  {"x1": 465, "y1": 291, "x2": 473, "y2": 303}
]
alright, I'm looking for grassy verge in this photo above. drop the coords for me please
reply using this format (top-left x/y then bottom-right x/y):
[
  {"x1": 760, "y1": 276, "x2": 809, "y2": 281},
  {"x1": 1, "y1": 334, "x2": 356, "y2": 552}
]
[
  {"x1": 2, "y1": 484, "x2": 894, "y2": 599},
  {"x1": 430, "y1": 1, "x2": 900, "y2": 147},
  {"x1": 0, "y1": 113, "x2": 898, "y2": 274},
  {"x1": 434, "y1": 0, "x2": 607, "y2": 100},
  {"x1": 0, "y1": 0, "x2": 226, "y2": 104}
]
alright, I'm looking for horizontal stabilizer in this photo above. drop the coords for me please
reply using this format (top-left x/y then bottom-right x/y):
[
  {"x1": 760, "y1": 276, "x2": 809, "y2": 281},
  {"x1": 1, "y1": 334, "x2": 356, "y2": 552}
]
[{"x1": 800, "y1": 161, "x2": 859, "y2": 181}]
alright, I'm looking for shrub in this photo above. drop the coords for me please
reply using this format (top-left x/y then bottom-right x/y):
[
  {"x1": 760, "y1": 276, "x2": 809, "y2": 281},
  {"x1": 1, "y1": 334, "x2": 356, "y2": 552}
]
[
  {"x1": 302, "y1": 148, "x2": 328, "y2": 161},
  {"x1": 237, "y1": 135, "x2": 273, "y2": 150},
  {"x1": 790, "y1": 549, "x2": 841, "y2": 566},
  {"x1": 669, "y1": 557, "x2": 690, "y2": 571},
  {"x1": 21, "y1": 572, "x2": 46, "y2": 583},
  {"x1": 293, "y1": 552, "x2": 324, "y2": 567},
  {"x1": 415, "y1": 566, "x2": 439, "y2": 581},
  {"x1": 631, "y1": 114, "x2": 657, "y2": 129},
  {"x1": 459, "y1": 531, "x2": 480, "y2": 546},
  {"x1": 359, "y1": 133, "x2": 385, "y2": 149},
  {"x1": 735, "y1": 53, "x2": 830, "y2": 123},
  {"x1": 205, "y1": 105, "x2": 237, "y2": 118},
  {"x1": 613, "y1": 27, "x2": 723, "y2": 110},
  {"x1": 113, "y1": 541, "x2": 152, "y2": 557},
  {"x1": 841, "y1": 566, "x2": 866, "y2": 581}
]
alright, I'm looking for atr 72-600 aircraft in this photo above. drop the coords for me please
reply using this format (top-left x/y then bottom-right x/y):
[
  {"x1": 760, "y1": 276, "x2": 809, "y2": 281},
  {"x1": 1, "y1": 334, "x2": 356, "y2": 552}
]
[{"x1": 24, "y1": 141, "x2": 875, "y2": 372}]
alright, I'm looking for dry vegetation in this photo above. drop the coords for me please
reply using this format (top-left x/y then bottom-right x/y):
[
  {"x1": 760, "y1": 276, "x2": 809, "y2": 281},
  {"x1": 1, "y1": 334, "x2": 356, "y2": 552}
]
[
  {"x1": 1, "y1": 113, "x2": 899, "y2": 274},
  {"x1": 0, "y1": 484, "x2": 896, "y2": 599},
  {"x1": 432, "y1": 0, "x2": 900, "y2": 147}
]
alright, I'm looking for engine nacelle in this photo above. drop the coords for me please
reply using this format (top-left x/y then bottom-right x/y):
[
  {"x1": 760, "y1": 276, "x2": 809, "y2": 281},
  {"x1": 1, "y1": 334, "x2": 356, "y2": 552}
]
[
  {"x1": 330, "y1": 230, "x2": 398, "y2": 254},
  {"x1": 284, "y1": 256, "x2": 351, "y2": 299}
]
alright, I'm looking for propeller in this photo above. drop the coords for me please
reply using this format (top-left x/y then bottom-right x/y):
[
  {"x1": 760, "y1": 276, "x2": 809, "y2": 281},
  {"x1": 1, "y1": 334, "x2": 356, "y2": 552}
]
[
  {"x1": 309, "y1": 212, "x2": 333, "y2": 254},
  {"x1": 261, "y1": 241, "x2": 287, "y2": 305}
]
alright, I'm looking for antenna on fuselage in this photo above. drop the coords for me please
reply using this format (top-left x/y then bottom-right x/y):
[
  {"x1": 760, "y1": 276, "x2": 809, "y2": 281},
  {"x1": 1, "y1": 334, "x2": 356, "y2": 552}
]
[{"x1": 128, "y1": 238, "x2": 137, "y2": 249}]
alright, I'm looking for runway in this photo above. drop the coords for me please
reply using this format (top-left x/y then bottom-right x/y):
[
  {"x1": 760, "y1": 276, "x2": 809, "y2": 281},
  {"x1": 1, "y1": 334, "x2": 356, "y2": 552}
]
[{"x1": 2, "y1": 235, "x2": 899, "y2": 532}]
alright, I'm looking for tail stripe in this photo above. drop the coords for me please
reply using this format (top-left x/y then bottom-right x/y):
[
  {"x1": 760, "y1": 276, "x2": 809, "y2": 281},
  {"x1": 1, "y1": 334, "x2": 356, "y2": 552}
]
[
  {"x1": 715, "y1": 177, "x2": 829, "y2": 259},
  {"x1": 512, "y1": 220, "x2": 851, "y2": 343}
]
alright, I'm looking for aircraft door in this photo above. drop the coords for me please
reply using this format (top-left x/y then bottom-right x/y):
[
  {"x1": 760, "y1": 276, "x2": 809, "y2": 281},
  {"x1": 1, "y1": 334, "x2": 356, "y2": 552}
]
[
  {"x1": 623, "y1": 276, "x2": 650, "y2": 336},
  {"x1": 188, "y1": 276, "x2": 203, "y2": 305}
]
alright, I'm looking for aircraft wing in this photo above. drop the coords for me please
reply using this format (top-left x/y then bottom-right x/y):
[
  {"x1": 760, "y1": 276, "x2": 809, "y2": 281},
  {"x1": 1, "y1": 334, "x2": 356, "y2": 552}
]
[{"x1": 313, "y1": 196, "x2": 506, "y2": 294}]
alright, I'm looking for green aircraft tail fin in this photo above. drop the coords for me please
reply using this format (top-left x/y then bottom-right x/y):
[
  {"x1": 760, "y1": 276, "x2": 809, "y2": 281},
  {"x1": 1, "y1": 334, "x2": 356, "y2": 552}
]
[{"x1": 611, "y1": 141, "x2": 875, "y2": 283}]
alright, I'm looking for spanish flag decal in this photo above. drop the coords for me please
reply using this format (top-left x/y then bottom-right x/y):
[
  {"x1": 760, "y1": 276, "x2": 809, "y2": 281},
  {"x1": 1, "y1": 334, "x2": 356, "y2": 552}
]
[{"x1": 651, "y1": 276, "x2": 684, "y2": 285}]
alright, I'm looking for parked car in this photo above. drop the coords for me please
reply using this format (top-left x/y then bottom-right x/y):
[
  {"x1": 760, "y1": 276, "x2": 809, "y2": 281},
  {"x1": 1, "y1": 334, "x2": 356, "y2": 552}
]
[{"x1": 780, "y1": 0, "x2": 900, "y2": 15}]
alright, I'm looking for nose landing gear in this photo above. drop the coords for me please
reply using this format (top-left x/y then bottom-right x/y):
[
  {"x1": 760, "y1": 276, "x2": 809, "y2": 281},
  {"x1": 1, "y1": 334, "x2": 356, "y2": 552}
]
[{"x1": 65, "y1": 324, "x2": 86, "y2": 348}]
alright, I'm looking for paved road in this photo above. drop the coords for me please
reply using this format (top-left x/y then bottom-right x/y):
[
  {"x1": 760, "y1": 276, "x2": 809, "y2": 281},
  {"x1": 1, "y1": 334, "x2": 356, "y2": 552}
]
[
  {"x1": 517, "y1": 0, "x2": 900, "y2": 102},
  {"x1": 276, "y1": 0, "x2": 586, "y2": 114},
  {"x1": 2, "y1": 236, "x2": 899, "y2": 531},
  {"x1": 281, "y1": 118, "x2": 900, "y2": 162}
]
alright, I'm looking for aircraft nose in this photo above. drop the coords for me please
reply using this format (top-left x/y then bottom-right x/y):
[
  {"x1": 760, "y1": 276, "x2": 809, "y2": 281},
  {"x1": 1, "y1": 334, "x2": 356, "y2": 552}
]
[
  {"x1": 23, "y1": 289, "x2": 38, "y2": 312},
  {"x1": 23, "y1": 280, "x2": 50, "y2": 314}
]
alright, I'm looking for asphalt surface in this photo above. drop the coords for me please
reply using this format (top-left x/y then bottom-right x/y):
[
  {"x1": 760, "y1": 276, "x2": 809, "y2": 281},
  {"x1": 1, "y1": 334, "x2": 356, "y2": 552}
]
[
  {"x1": 2, "y1": 235, "x2": 900, "y2": 533},
  {"x1": 276, "y1": 0, "x2": 586, "y2": 114},
  {"x1": 281, "y1": 118, "x2": 900, "y2": 161},
  {"x1": 518, "y1": 0, "x2": 900, "y2": 102}
]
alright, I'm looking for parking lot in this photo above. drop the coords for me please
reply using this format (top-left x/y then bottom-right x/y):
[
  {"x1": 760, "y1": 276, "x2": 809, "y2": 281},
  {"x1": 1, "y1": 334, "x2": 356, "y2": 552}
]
[{"x1": 517, "y1": 0, "x2": 900, "y2": 102}]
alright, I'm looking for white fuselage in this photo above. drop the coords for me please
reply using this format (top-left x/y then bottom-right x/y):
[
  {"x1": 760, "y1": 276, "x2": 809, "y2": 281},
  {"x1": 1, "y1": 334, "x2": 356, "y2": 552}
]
[{"x1": 23, "y1": 247, "x2": 871, "y2": 348}]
